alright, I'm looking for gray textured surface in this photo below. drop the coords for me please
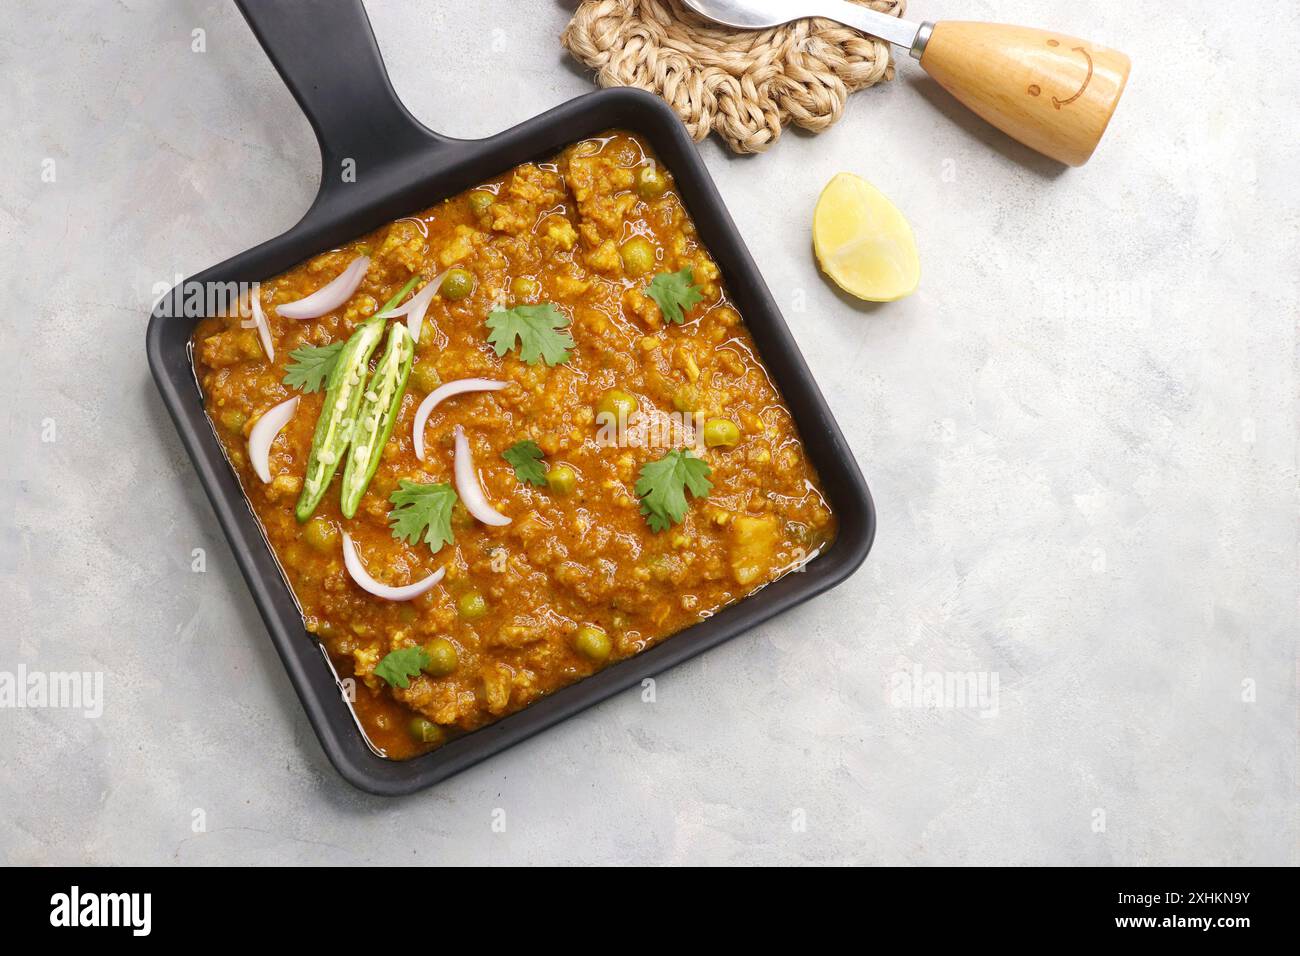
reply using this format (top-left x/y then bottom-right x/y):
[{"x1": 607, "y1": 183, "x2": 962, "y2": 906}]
[{"x1": 1, "y1": 0, "x2": 1295, "y2": 865}]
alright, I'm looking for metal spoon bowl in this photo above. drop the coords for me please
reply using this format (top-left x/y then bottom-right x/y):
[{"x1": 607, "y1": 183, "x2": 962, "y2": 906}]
[{"x1": 681, "y1": 0, "x2": 925, "y2": 53}]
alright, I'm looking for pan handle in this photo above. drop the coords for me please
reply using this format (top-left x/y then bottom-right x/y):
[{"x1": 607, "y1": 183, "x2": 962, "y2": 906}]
[{"x1": 234, "y1": 0, "x2": 450, "y2": 197}]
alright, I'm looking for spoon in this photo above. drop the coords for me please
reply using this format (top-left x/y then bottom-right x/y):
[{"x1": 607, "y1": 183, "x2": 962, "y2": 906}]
[{"x1": 682, "y1": 0, "x2": 1130, "y2": 165}]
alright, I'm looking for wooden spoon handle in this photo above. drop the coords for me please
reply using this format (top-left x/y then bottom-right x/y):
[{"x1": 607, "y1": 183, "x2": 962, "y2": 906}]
[{"x1": 917, "y1": 21, "x2": 1131, "y2": 166}]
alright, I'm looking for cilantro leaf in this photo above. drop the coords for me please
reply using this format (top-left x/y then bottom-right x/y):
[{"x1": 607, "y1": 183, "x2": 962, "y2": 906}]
[
  {"x1": 388, "y1": 480, "x2": 457, "y2": 553},
  {"x1": 646, "y1": 268, "x2": 704, "y2": 325},
  {"x1": 634, "y1": 449, "x2": 713, "y2": 533},
  {"x1": 373, "y1": 646, "x2": 430, "y2": 689},
  {"x1": 485, "y1": 303, "x2": 574, "y2": 366},
  {"x1": 282, "y1": 341, "x2": 344, "y2": 392},
  {"x1": 502, "y1": 439, "x2": 547, "y2": 487}
]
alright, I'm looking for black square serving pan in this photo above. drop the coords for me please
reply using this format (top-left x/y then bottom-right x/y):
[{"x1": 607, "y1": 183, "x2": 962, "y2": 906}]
[{"x1": 146, "y1": 0, "x2": 875, "y2": 795}]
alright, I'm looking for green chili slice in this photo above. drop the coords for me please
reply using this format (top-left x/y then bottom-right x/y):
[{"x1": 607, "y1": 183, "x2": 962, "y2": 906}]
[
  {"x1": 292, "y1": 275, "x2": 420, "y2": 522},
  {"x1": 339, "y1": 323, "x2": 415, "y2": 518},
  {"x1": 294, "y1": 315, "x2": 385, "y2": 522}
]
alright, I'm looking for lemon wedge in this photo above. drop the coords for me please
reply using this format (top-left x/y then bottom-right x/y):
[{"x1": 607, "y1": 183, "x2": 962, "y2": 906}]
[{"x1": 813, "y1": 172, "x2": 919, "y2": 302}]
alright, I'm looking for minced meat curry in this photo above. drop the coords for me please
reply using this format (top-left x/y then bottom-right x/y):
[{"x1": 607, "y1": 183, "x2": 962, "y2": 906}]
[{"x1": 193, "y1": 131, "x2": 834, "y2": 759}]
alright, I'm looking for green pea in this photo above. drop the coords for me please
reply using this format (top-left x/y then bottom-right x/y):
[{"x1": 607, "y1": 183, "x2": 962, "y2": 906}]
[
  {"x1": 303, "y1": 516, "x2": 339, "y2": 551},
  {"x1": 703, "y1": 418, "x2": 741, "y2": 448},
  {"x1": 422, "y1": 637, "x2": 459, "y2": 677},
  {"x1": 620, "y1": 236, "x2": 655, "y2": 277},
  {"x1": 574, "y1": 625, "x2": 611, "y2": 662},
  {"x1": 545, "y1": 464, "x2": 577, "y2": 495},
  {"x1": 409, "y1": 361, "x2": 441, "y2": 393},
  {"x1": 220, "y1": 408, "x2": 247, "y2": 432},
  {"x1": 636, "y1": 166, "x2": 668, "y2": 201},
  {"x1": 457, "y1": 591, "x2": 488, "y2": 620},
  {"x1": 468, "y1": 190, "x2": 494, "y2": 217},
  {"x1": 441, "y1": 268, "x2": 474, "y2": 301},
  {"x1": 595, "y1": 388, "x2": 639, "y2": 423},
  {"x1": 409, "y1": 716, "x2": 445, "y2": 745},
  {"x1": 511, "y1": 276, "x2": 540, "y2": 301}
]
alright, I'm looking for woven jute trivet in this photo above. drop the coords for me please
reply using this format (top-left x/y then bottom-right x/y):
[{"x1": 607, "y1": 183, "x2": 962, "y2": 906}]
[{"x1": 562, "y1": 0, "x2": 905, "y2": 154}]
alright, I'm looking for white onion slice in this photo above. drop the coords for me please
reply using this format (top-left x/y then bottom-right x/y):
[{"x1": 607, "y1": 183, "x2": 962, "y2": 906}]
[
  {"x1": 342, "y1": 532, "x2": 445, "y2": 602},
  {"x1": 239, "y1": 284, "x2": 261, "y2": 328},
  {"x1": 276, "y1": 255, "x2": 370, "y2": 319},
  {"x1": 412, "y1": 379, "x2": 507, "y2": 461},
  {"x1": 253, "y1": 294, "x2": 275, "y2": 362},
  {"x1": 242, "y1": 291, "x2": 274, "y2": 361},
  {"x1": 378, "y1": 269, "x2": 449, "y2": 344},
  {"x1": 247, "y1": 395, "x2": 298, "y2": 483},
  {"x1": 453, "y1": 426, "x2": 511, "y2": 526}
]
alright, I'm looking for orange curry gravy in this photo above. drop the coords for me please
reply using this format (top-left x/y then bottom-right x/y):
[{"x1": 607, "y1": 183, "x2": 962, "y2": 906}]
[{"x1": 193, "y1": 131, "x2": 835, "y2": 758}]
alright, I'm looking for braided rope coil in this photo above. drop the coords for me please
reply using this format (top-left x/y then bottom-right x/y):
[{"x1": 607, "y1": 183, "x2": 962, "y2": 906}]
[{"x1": 562, "y1": 0, "x2": 905, "y2": 153}]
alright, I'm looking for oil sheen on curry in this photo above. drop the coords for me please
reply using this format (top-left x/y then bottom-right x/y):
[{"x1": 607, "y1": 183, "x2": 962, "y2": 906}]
[{"x1": 193, "y1": 131, "x2": 835, "y2": 759}]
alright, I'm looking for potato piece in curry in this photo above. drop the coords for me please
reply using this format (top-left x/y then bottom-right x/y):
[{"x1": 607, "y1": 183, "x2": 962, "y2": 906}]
[{"x1": 193, "y1": 131, "x2": 834, "y2": 759}]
